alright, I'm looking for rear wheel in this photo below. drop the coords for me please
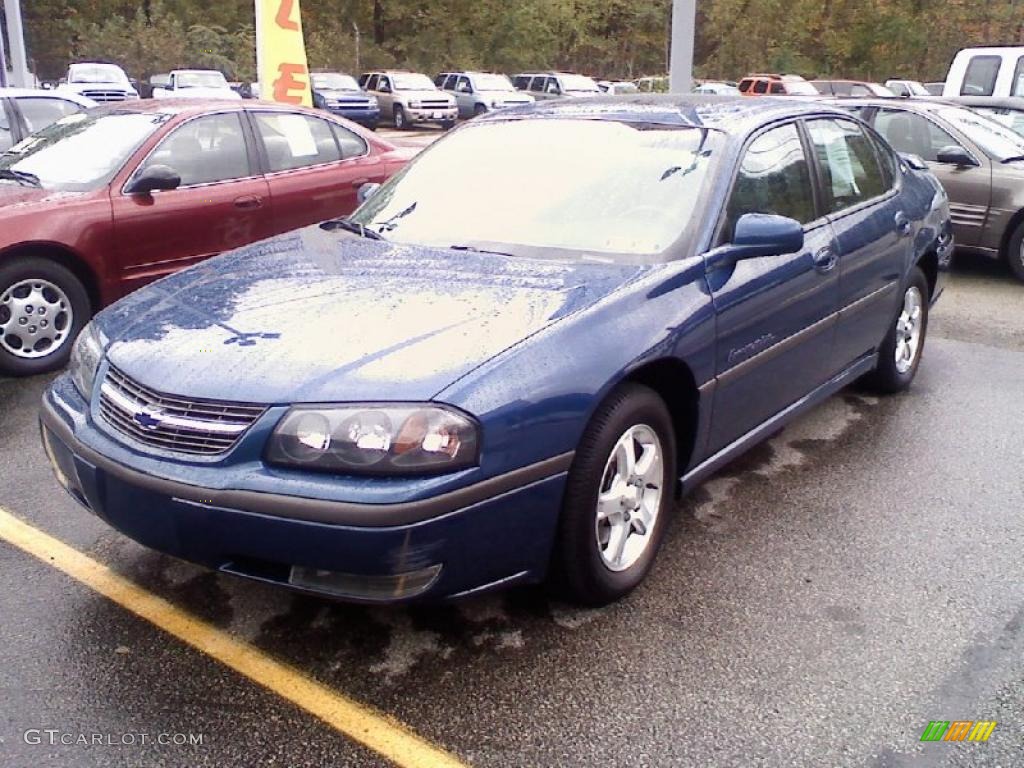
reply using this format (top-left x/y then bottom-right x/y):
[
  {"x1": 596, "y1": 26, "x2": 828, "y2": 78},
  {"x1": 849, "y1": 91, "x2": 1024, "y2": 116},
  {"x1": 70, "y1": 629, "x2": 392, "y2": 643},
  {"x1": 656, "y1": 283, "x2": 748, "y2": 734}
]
[
  {"x1": 861, "y1": 266, "x2": 929, "y2": 394},
  {"x1": 473, "y1": 104, "x2": 487, "y2": 118},
  {"x1": 552, "y1": 383, "x2": 676, "y2": 605},
  {"x1": 1005, "y1": 219, "x2": 1024, "y2": 282},
  {"x1": 0, "y1": 256, "x2": 91, "y2": 376},
  {"x1": 393, "y1": 105, "x2": 408, "y2": 130}
]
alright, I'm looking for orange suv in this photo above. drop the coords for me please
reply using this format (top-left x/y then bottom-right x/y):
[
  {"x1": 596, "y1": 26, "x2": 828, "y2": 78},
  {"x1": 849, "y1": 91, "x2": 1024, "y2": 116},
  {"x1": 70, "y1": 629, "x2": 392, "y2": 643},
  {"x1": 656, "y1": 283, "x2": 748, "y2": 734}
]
[{"x1": 737, "y1": 74, "x2": 818, "y2": 96}]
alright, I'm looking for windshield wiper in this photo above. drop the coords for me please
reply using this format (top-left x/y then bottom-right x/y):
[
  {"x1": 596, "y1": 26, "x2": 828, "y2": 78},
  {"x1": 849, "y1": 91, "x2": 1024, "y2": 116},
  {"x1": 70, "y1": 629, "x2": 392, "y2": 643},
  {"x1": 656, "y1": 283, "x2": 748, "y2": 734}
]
[
  {"x1": 0, "y1": 169, "x2": 41, "y2": 187},
  {"x1": 449, "y1": 244, "x2": 515, "y2": 258},
  {"x1": 374, "y1": 202, "x2": 417, "y2": 233},
  {"x1": 320, "y1": 217, "x2": 384, "y2": 240},
  {"x1": 1001, "y1": 155, "x2": 1024, "y2": 164}
]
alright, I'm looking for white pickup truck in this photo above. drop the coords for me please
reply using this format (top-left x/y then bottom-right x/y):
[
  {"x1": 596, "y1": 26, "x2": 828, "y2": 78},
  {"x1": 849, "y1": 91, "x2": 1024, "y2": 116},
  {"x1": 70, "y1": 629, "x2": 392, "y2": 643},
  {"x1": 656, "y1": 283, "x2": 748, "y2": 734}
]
[{"x1": 152, "y1": 70, "x2": 241, "y2": 99}]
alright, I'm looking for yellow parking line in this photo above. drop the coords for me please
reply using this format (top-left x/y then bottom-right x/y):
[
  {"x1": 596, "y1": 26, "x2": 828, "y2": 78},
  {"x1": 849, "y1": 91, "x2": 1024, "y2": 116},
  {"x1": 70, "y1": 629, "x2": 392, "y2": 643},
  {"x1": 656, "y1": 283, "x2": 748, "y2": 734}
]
[{"x1": 0, "y1": 506, "x2": 468, "y2": 768}]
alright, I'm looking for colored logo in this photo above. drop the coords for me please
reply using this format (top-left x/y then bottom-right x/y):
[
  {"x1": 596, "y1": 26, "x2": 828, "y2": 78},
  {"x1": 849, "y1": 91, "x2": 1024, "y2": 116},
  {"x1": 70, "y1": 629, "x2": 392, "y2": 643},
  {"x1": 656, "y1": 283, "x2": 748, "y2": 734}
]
[
  {"x1": 920, "y1": 721, "x2": 997, "y2": 742},
  {"x1": 132, "y1": 408, "x2": 164, "y2": 431}
]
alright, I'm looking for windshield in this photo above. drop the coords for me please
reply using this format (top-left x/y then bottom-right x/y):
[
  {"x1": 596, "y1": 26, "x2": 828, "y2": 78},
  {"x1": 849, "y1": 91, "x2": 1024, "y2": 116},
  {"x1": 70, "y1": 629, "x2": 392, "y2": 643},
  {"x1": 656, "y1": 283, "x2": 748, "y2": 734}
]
[
  {"x1": 0, "y1": 111, "x2": 167, "y2": 192},
  {"x1": 560, "y1": 74, "x2": 600, "y2": 92},
  {"x1": 393, "y1": 73, "x2": 436, "y2": 91},
  {"x1": 474, "y1": 74, "x2": 515, "y2": 91},
  {"x1": 312, "y1": 73, "x2": 359, "y2": 91},
  {"x1": 177, "y1": 71, "x2": 228, "y2": 89},
  {"x1": 972, "y1": 106, "x2": 1024, "y2": 138},
  {"x1": 938, "y1": 107, "x2": 1024, "y2": 160},
  {"x1": 69, "y1": 64, "x2": 128, "y2": 84},
  {"x1": 351, "y1": 119, "x2": 717, "y2": 260}
]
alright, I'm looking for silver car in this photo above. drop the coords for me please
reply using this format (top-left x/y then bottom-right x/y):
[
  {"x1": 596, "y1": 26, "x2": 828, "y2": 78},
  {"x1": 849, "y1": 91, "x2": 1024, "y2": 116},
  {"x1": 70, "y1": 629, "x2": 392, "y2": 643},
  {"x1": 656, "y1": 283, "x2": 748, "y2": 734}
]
[
  {"x1": 436, "y1": 72, "x2": 534, "y2": 118},
  {"x1": 511, "y1": 72, "x2": 602, "y2": 101},
  {"x1": 358, "y1": 70, "x2": 456, "y2": 130}
]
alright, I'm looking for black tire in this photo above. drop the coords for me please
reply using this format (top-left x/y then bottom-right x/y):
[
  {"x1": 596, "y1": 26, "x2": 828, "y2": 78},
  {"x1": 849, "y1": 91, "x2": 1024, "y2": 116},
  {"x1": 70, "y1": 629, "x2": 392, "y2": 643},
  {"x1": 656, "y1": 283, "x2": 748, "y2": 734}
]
[
  {"x1": 393, "y1": 105, "x2": 408, "y2": 130},
  {"x1": 861, "y1": 266, "x2": 929, "y2": 394},
  {"x1": 473, "y1": 104, "x2": 487, "y2": 118},
  {"x1": 0, "y1": 256, "x2": 92, "y2": 377},
  {"x1": 441, "y1": 120, "x2": 456, "y2": 131},
  {"x1": 1005, "y1": 219, "x2": 1024, "y2": 282},
  {"x1": 551, "y1": 383, "x2": 676, "y2": 606}
]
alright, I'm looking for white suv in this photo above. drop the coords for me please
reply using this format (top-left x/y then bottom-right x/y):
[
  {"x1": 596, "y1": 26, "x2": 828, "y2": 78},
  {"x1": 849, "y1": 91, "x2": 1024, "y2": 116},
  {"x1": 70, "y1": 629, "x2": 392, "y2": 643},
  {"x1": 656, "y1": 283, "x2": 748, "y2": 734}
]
[
  {"x1": 944, "y1": 47, "x2": 1024, "y2": 98},
  {"x1": 358, "y1": 71, "x2": 457, "y2": 130}
]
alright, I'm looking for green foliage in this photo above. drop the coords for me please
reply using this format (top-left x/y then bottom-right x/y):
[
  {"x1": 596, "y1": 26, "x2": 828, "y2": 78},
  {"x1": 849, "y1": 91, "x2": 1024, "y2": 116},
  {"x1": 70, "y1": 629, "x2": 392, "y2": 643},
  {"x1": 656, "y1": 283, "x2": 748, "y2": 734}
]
[{"x1": 18, "y1": 0, "x2": 1024, "y2": 84}]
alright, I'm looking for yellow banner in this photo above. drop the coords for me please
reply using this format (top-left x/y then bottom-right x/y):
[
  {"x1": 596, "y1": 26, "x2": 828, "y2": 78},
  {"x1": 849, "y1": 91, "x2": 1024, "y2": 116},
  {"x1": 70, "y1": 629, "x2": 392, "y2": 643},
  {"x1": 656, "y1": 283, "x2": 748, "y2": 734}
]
[{"x1": 255, "y1": 0, "x2": 312, "y2": 106}]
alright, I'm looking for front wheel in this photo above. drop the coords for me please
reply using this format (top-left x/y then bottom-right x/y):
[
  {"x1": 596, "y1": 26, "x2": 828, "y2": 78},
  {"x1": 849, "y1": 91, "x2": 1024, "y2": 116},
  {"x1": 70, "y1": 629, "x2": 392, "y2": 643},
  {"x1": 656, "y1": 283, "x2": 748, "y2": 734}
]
[
  {"x1": 1004, "y1": 219, "x2": 1024, "y2": 282},
  {"x1": 440, "y1": 120, "x2": 456, "y2": 131},
  {"x1": 0, "y1": 256, "x2": 92, "y2": 376},
  {"x1": 861, "y1": 266, "x2": 929, "y2": 394},
  {"x1": 552, "y1": 383, "x2": 676, "y2": 606},
  {"x1": 393, "y1": 105, "x2": 408, "y2": 130}
]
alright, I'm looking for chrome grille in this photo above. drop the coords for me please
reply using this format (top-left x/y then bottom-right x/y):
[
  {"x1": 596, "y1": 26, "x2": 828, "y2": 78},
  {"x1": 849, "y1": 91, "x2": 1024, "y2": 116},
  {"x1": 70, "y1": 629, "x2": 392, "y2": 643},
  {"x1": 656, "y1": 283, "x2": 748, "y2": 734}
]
[
  {"x1": 98, "y1": 366, "x2": 266, "y2": 456},
  {"x1": 81, "y1": 90, "x2": 128, "y2": 102}
]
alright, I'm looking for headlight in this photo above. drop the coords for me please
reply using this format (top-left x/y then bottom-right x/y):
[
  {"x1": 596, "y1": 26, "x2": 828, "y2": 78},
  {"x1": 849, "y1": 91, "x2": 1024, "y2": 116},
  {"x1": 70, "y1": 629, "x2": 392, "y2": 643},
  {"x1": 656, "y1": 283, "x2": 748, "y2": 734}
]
[
  {"x1": 408, "y1": 100, "x2": 421, "y2": 108},
  {"x1": 367, "y1": 95, "x2": 378, "y2": 107},
  {"x1": 69, "y1": 322, "x2": 105, "y2": 398},
  {"x1": 265, "y1": 405, "x2": 479, "y2": 475}
]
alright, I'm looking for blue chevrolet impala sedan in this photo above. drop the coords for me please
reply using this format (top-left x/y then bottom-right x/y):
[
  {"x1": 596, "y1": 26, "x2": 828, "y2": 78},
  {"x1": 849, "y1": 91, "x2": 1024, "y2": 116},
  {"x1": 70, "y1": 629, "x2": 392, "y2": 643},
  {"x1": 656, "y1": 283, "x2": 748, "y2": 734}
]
[{"x1": 40, "y1": 96, "x2": 953, "y2": 605}]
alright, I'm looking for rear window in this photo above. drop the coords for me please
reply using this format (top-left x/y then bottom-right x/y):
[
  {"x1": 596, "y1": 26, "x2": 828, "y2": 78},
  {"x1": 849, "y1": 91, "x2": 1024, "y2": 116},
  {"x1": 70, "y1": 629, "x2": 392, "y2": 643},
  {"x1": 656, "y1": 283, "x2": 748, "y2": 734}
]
[{"x1": 961, "y1": 55, "x2": 1001, "y2": 96}]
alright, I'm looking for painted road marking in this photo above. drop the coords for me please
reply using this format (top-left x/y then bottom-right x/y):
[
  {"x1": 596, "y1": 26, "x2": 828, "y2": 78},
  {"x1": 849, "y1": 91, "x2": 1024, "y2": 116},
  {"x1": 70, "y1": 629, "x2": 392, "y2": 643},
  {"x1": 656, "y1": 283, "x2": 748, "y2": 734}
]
[{"x1": 0, "y1": 507, "x2": 468, "y2": 768}]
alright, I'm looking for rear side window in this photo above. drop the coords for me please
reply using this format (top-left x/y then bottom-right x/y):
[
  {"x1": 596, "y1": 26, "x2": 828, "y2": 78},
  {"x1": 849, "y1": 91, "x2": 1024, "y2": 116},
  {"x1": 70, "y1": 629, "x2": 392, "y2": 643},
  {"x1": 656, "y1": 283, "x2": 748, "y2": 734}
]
[
  {"x1": 0, "y1": 104, "x2": 12, "y2": 152},
  {"x1": 1013, "y1": 57, "x2": 1024, "y2": 97},
  {"x1": 254, "y1": 112, "x2": 341, "y2": 172},
  {"x1": 753, "y1": 80, "x2": 769, "y2": 94},
  {"x1": 18, "y1": 97, "x2": 83, "y2": 133},
  {"x1": 513, "y1": 75, "x2": 530, "y2": 89},
  {"x1": 363, "y1": 74, "x2": 378, "y2": 91},
  {"x1": 725, "y1": 122, "x2": 816, "y2": 238},
  {"x1": 874, "y1": 109, "x2": 959, "y2": 162},
  {"x1": 434, "y1": 74, "x2": 447, "y2": 87},
  {"x1": 331, "y1": 123, "x2": 368, "y2": 159},
  {"x1": 806, "y1": 119, "x2": 887, "y2": 213},
  {"x1": 961, "y1": 55, "x2": 1001, "y2": 96}
]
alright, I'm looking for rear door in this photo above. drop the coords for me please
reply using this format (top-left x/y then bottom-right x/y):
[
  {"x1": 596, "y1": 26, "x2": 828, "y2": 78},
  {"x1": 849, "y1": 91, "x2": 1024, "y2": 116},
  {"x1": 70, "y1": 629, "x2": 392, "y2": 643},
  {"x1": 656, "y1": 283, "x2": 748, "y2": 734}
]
[
  {"x1": 252, "y1": 110, "x2": 387, "y2": 231},
  {"x1": 870, "y1": 106, "x2": 991, "y2": 247},
  {"x1": 805, "y1": 117, "x2": 908, "y2": 369},
  {"x1": 110, "y1": 111, "x2": 272, "y2": 293},
  {"x1": 706, "y1": 120, "x2": 840, "y2": 453}
]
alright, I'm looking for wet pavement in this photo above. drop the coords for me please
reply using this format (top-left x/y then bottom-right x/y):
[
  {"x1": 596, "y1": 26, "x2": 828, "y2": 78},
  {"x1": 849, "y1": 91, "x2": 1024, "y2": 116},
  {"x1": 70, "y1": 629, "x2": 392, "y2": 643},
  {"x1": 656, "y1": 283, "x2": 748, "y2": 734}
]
[{"x1": 1, "y1": 253, "x2": 1022, "y2": 767}]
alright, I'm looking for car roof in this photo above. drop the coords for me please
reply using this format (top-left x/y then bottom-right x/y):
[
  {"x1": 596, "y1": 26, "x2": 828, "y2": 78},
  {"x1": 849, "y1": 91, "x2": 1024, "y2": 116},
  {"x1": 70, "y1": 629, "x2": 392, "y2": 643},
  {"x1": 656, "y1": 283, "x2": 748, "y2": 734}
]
[
  {"x1": 486, "y1": 94, "x2": 853, "y2": 133},
  {"x1": 0, "y1": 87, "x2": 95, "y2": 106},
  {"x1": 86, "y1": 98, "x2": 310, "y2": 118},
  {"x1": 928, "y1": 95, "x2": 1024, "y2": 109}
]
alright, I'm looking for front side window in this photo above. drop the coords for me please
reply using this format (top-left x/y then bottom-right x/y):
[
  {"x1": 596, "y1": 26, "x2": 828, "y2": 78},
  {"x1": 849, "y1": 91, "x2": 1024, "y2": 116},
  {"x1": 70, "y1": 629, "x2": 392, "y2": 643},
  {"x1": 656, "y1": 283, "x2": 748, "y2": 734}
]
[
  {"x1": 1, "y1": 111, "x2": 167, "y2": 191},
  {"x1": 1013, "y1": 57, "x2": 1024, "y2": 97},
  {"x1": 351, "y1": 119, "x2": 719, "y2": 260},
  {"x1": 769, "y1": 82, "x2": 784, "y2": 94},
  {"x1": 753, "y1": 80, "x2": 769, "y2": 94},
  {"x1": 138, "y1": 112, "x2": 250, "y2": 187},
  {"x1": 255, "y1": 112, "x2": 341, "y2": 172},
  {"x1": 725, "y1": 123, "x2": 816, "y2": 236},
  {"x1": 807, "y1": 119, "x2": 886, "y2": 212},
  {"x1": 18, "y1": 98, "x2": 83, "y2": 133},
  {"x1": 456, "y1": 76, "x2": 471, "y2": 93},
  {"x1": 874, "y1": 109, "x2": 959, "y2": 163},
  {"x1": 961, "y1": 55, "x2": 1001, "y2": 96}
]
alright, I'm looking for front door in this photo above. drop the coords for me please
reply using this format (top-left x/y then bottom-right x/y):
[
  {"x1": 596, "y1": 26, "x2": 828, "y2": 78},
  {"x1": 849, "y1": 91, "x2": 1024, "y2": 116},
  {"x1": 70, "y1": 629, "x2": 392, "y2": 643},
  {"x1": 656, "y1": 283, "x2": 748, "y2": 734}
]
[
  {"x1": 871, "y1": 106, "x2": 992, "y2": 248},
  {"x1": 706, "y1": 121, "x2": 840, "y2": 454},
  {"x1": 111, "y1": 111, "x2": 273, "y2": 296}
]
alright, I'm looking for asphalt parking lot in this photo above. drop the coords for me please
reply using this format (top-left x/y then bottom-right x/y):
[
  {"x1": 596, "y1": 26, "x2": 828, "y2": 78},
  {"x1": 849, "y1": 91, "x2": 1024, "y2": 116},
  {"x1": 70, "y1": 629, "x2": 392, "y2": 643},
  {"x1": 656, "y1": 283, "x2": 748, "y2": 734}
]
[{"x1": 1, "y1": 253, "x2": 1022, "y2": 768}]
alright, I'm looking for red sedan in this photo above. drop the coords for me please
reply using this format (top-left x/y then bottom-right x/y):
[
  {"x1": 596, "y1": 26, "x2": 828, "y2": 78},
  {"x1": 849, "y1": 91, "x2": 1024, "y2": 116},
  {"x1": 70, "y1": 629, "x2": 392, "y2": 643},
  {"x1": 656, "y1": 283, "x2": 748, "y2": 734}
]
[{"x1": 0, "y1": 99, "x2": 412, "y2": 375}]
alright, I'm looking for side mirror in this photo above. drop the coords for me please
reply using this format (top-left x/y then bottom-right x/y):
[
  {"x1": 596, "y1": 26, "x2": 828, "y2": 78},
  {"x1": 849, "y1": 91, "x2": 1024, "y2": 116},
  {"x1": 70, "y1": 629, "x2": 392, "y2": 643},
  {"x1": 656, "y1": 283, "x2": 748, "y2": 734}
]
[
  {"x1": 898, "y1": 152, "x2": 928, "y2": 171},
  {"x1": 125, "y1": 164, "x2": 181, "y2": 195},
  {"x1": 357, "y1": 182, "x2": 381, "y2": 204},
  {"x1": 707, "y1": 213, "x2": 804, "y2": 270},
  {"x1": 936, "y1": 145, "x2": 979, "y2": 167}
]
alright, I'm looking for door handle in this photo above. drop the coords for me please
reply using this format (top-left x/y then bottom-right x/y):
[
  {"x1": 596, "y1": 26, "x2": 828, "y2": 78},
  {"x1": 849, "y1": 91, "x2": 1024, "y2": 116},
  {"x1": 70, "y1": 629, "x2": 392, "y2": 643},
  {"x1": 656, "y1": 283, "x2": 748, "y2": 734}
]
[
  {"x1": 812, "y1": 246, "x2": 838, "y2": 273},
  {"x1": 233, "y1": 195, "x2": 263, "y2": 210},
  {"x1": 895, "y1": 211, "x2": 912, "y2": 236}
]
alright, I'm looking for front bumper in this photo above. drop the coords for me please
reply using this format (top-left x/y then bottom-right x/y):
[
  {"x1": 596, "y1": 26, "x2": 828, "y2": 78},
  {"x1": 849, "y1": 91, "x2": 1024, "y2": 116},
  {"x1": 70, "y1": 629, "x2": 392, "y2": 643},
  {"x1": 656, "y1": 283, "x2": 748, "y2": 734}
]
[
  {"x1": 404, "y1": 106, "x2": 457, "y2": 124},
  {"x1": 40, "y1": 377, "x2": 569, "y2": 604},
  {"x1": 324, "y1": 106, "x2": 380, "y2": 126}
]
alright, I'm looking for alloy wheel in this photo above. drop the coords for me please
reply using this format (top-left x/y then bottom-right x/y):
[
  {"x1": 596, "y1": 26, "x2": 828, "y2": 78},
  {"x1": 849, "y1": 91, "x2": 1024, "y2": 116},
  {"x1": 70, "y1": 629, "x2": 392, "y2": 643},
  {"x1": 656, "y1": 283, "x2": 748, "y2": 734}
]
[
  {"x1": 594, "y1": 424, "x2": 664, "y2": 572},
  {"x1": 894, "y1": 285, "x2": 923, "y2": 374}
]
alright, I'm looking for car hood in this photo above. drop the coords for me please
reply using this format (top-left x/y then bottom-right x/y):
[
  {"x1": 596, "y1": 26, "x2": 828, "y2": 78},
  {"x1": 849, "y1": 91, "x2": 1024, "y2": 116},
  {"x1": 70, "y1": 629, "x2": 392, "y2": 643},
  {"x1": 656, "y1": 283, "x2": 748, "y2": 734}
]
[
  {"x1": 479, "y1": 90, "x2": 532, "y2": 100},
  {"x1": 164, "y1": 87, "x2": 240, "y2": 99},
  {"x1": 101, "y1": 227, "x2": 647, "y2": 404},
  {"x1": 0, "y1": 185, "x2": 84, "y2": 211},
  {"x1": 320, "y1": 89, "x2": 371, "y2": 100},
  {"x1": 61, "y1": 81, "x2": 131, "y2": 92},
  {"x1": 397, "y1": 89, "x2": 453, "y2": 101}
]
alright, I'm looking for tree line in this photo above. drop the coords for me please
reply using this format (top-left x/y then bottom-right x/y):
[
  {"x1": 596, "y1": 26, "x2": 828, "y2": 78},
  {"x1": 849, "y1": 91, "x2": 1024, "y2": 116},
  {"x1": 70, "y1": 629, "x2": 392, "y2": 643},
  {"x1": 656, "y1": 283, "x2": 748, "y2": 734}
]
[{"x1": 12, "y1": 0, "x2": 1024, "y2": 85}]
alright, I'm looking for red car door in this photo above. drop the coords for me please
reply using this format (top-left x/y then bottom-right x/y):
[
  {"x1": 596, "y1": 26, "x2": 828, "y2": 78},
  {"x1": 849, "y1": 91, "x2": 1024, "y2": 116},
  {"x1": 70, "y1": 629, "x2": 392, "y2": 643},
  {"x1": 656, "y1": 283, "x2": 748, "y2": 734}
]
[
  {"x1": 110, "y1": 110, "x2": 274, "y2": 296},
  {"x1": 250, "y1": 109, "x2": 390, "y2": 231}
]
